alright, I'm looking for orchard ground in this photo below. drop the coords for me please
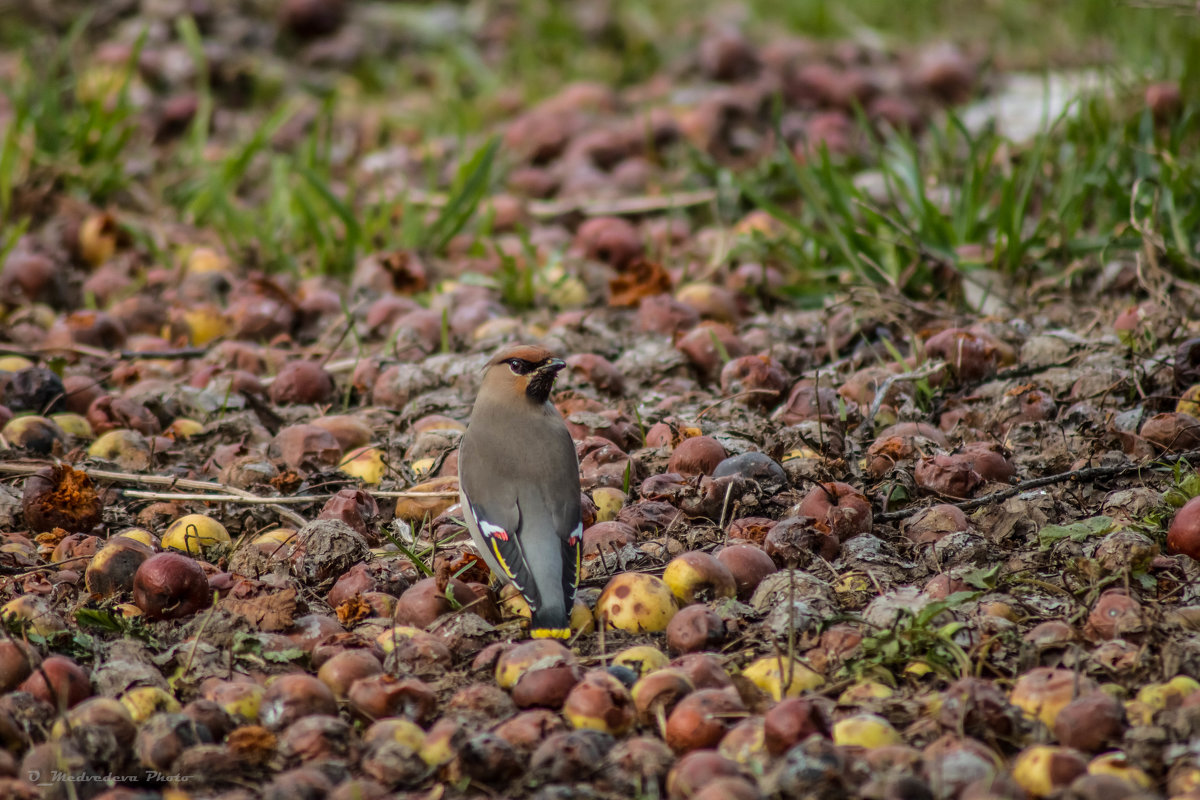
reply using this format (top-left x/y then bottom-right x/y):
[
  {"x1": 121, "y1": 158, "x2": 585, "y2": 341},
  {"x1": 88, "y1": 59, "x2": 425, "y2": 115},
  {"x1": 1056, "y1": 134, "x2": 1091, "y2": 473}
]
[{"x1": 2, "y1": 2, "x2": 1200, "y2": 799}]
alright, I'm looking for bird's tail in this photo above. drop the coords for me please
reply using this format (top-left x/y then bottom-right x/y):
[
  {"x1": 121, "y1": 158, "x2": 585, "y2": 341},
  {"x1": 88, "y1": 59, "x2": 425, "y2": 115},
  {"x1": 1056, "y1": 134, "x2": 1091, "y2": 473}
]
[{"x1": 530, "y1": 603, "x2": 571, "y2": 639}]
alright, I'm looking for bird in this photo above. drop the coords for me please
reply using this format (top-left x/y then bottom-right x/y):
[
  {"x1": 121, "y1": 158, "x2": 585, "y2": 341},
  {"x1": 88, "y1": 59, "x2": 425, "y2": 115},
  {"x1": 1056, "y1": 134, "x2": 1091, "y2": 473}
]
[{"x1": 458, "y1": 344, "x2": 582, "y2": 639}]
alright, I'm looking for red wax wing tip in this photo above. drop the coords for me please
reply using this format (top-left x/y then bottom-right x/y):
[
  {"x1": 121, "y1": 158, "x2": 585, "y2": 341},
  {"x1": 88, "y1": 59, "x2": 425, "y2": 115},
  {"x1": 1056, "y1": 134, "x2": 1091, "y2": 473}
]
[{"x1": 481, "y1": 521, "x2": 509, "y2": 541}]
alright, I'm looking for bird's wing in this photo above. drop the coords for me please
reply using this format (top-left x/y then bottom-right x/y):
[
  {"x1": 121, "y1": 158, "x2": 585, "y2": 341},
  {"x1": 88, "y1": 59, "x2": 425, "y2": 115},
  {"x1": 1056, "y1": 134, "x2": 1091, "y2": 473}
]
[
  {"x1": 460, "y1": 477, "x2": 533, "y2": 594},
  {"x1": 459, "y1": 416, "x2": 581, "y2": 610},
  {"x1": 458, "y1": 429, "x2": 539, "y2": 597},
  {"x1": 560, "y1": 516, "x2": 582, "y2": 609}
]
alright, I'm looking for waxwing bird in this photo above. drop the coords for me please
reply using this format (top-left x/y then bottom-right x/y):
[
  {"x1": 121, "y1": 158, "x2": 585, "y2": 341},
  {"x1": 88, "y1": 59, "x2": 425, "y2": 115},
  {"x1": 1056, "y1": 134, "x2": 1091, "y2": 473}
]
[{"x1": 458, "y1": 345, "x2": 582, "y2": 639}]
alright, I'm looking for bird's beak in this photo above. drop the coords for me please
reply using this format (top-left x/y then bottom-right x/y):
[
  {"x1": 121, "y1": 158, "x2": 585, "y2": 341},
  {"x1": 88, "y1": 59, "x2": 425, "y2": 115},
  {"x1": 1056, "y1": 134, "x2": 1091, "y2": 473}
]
[{"x1": 539, "y1": 358, "x2": 566, "y2": 375}]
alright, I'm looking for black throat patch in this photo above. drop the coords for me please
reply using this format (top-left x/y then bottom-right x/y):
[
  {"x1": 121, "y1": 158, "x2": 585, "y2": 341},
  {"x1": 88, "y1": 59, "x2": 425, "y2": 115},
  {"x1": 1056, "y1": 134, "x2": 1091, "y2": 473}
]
[{"x1": 526, "y1": 369, "x2": 556, "y2": 403}]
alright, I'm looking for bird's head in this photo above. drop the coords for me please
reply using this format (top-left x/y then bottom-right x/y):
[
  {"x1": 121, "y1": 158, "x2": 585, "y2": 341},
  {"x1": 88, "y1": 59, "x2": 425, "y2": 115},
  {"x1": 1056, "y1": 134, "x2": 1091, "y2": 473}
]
[{"x1": 482, "y1": 345, "x2": 566, "y2": 405}]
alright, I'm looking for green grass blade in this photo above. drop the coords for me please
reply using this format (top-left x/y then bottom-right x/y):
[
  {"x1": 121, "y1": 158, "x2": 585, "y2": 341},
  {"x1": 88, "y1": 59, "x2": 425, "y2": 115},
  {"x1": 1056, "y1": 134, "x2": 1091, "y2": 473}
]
[
  {"x1": 422, "y1": 135, "x2": 499, "y2": 254},
  {"x1": 175, "y1": 16, "x2": 213, "y2": 162}
]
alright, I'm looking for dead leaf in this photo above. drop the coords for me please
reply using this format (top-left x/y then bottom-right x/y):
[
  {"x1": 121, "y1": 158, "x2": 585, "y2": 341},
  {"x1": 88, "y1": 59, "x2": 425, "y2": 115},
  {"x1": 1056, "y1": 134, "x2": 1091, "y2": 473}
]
[
  {"x1": 221, "y1": 583, "x2": 298, "y2": 631},
  {"x1": 335, "y1": 594, "x2": 372, "y2": 627},
  {"x1": 449, "y1": 551, "x2": 490, "y2": 585},
  {"x1": 434, "y1": 555, "x2": 452, "y2": 594},
  {"x1": 608, "y1": 258, "x2": 672, "y2": 307},
  {"x1": 227, "y1": 725, "x2": 278, "y2": 766}
]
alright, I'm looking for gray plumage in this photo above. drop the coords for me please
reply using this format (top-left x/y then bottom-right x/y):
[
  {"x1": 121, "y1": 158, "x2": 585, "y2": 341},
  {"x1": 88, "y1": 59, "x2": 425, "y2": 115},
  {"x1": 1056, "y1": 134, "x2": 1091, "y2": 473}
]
[{"x1": 458, "y1": 345, "x2": 582, "y2": 637}]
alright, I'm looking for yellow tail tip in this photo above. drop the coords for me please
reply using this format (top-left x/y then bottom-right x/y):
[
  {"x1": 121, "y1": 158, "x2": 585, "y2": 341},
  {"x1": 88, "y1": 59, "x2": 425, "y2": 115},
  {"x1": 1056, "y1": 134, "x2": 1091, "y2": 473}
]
[{"x1": 531, "y1": 627, "x2": 571, "y2": 639}]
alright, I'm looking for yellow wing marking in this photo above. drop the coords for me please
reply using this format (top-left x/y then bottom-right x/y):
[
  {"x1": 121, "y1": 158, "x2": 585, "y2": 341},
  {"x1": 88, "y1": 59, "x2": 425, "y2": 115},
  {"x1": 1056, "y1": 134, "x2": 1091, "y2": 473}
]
[{"x1": 490, "y1": 539, "x2": 523, "y2": 590}]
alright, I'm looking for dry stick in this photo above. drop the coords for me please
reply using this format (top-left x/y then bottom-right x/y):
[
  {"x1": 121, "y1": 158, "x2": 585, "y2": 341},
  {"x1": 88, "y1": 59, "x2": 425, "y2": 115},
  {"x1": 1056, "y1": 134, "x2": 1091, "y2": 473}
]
[
  {"x1": 0, "y1": 341, "x2": 208, "y2": 363},
  {"x1": 786, "y1": 563, "x2": 798, "y2": 690},
  {"x1": 0, "y1": 463, "x2": 457, "y2": 530},
  {"x1": 241, "y1": 357, "x2": 360, "y2": 387},
  {"x1": 121, "y1": 489, "x2": 459, "y2": 503},
  {"x1": 694, "y1": 389, "x2": 782, "y2": 421},
  {"x1": 392, "y1": 185, "x2": 718, "y2": 219},
  {"x1": 0, "y1": 340, "x2": 360, "y2": 382},
  {"x1": 0, "y1": 341, "x2": 114, "y2": 360},
  {"x1": 0, "y1": 462, "x2": 310, "y2": 529},
  {"x1": 597, "y1": 610, "x2": 608, "y2": 668},
  {"x1": 876, "y1": 449, "x2": 1200, "y2": 523},
  {"x1": 531, "y1": 189, "x2": 719, "y2": 218},
  {"x1": 183, "y1": 595, "x2": 221, "y2": 678},
  {"x1": 120, "y1": 491, "x2": 333, "y2": 505},
  {"x1": 853, "y1": 197, "x2": 956, "y2": 270},
  {"x1": 0, "y1": 553, "x2": 93, "y2": 577},
  {"x1": 854, "y1": 361, "x2": 946, "y2": 438},
  {"x1": 716, "y1": 479, "x2": 736, "y2": 531}
]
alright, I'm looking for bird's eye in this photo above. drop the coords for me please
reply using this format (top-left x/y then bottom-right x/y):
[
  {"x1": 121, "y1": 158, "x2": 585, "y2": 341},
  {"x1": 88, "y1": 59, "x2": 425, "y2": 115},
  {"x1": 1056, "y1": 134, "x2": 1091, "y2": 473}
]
[{"x1": 506, "y1": 359, "x2": 530, "y2": 375}]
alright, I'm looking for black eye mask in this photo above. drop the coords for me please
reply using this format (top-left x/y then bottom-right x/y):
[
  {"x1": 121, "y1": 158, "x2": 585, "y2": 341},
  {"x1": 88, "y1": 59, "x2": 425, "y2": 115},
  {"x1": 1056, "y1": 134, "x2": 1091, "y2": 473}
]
[{"x1": 507, "y1": 358, "x2": 536, "y2": 375}]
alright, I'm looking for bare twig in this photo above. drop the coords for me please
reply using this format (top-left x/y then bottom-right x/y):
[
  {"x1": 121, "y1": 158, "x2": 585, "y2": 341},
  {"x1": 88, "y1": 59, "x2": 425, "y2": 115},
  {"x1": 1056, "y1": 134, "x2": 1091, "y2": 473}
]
[
  {"x1": 0, "y1": 340, "x2": 362, "y2": 380},
  {"x1": 694, "y1": 389, "x2": 782, "y2": 421},
  {"x1": 0, "y1": 462, "x2": 311, "y2": 529},
  {"x1": 531, "y1": 189, "x2": 718, "y2": 218},
  {"x1": 0, "y1": 462, "x2": 240, "y2": 491},
  {"x1": 0, "y1": 554, "x2": 93, "y2": 576},
  {"x1": 121, "y1": 489, "x2": 458, "y2": 504},
  {"x1": 853, "y1": 197, "x2": 956, "y2": 269},
  {"x1": 247, "y1": 357, "x2": 360, "y2": 387},
  {"x1": 0, "y1": 341, "x2": 211, "y2": 361},
  {"x1": 0, "y1": 462, "x2": 458, "y2": 530},
  {"x1": 183, "y1": 597, "x2": 220, "y2": 678},
  {"x1": 877, "y1": 449, "x2": 1200, "y2": 523},
  {"x1": 0, "y1": 341, "x2": 113, "y2": 360},
  {"x1": 386, "y1": 186, "x2": 718, "y2": 219},
  {"x1": 854, "y1": 362, "x2": 946, "y2": 438},
  {"x1": 121, "y1": 491, "x2": 329, "y2": 505},
  {"x1": 717, "y1": 478, "x2": 736, "y2": 531}
]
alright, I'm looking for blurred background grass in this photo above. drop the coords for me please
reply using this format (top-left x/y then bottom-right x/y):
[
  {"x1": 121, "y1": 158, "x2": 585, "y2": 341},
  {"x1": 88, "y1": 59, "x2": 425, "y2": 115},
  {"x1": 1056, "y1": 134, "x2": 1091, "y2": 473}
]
[
  {"x1": 0, "y1": 0, "x2": 1197, "y2": 289},
  {"x1": 401, "y1": 0, "x2": 1200, "y2": 111}
]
